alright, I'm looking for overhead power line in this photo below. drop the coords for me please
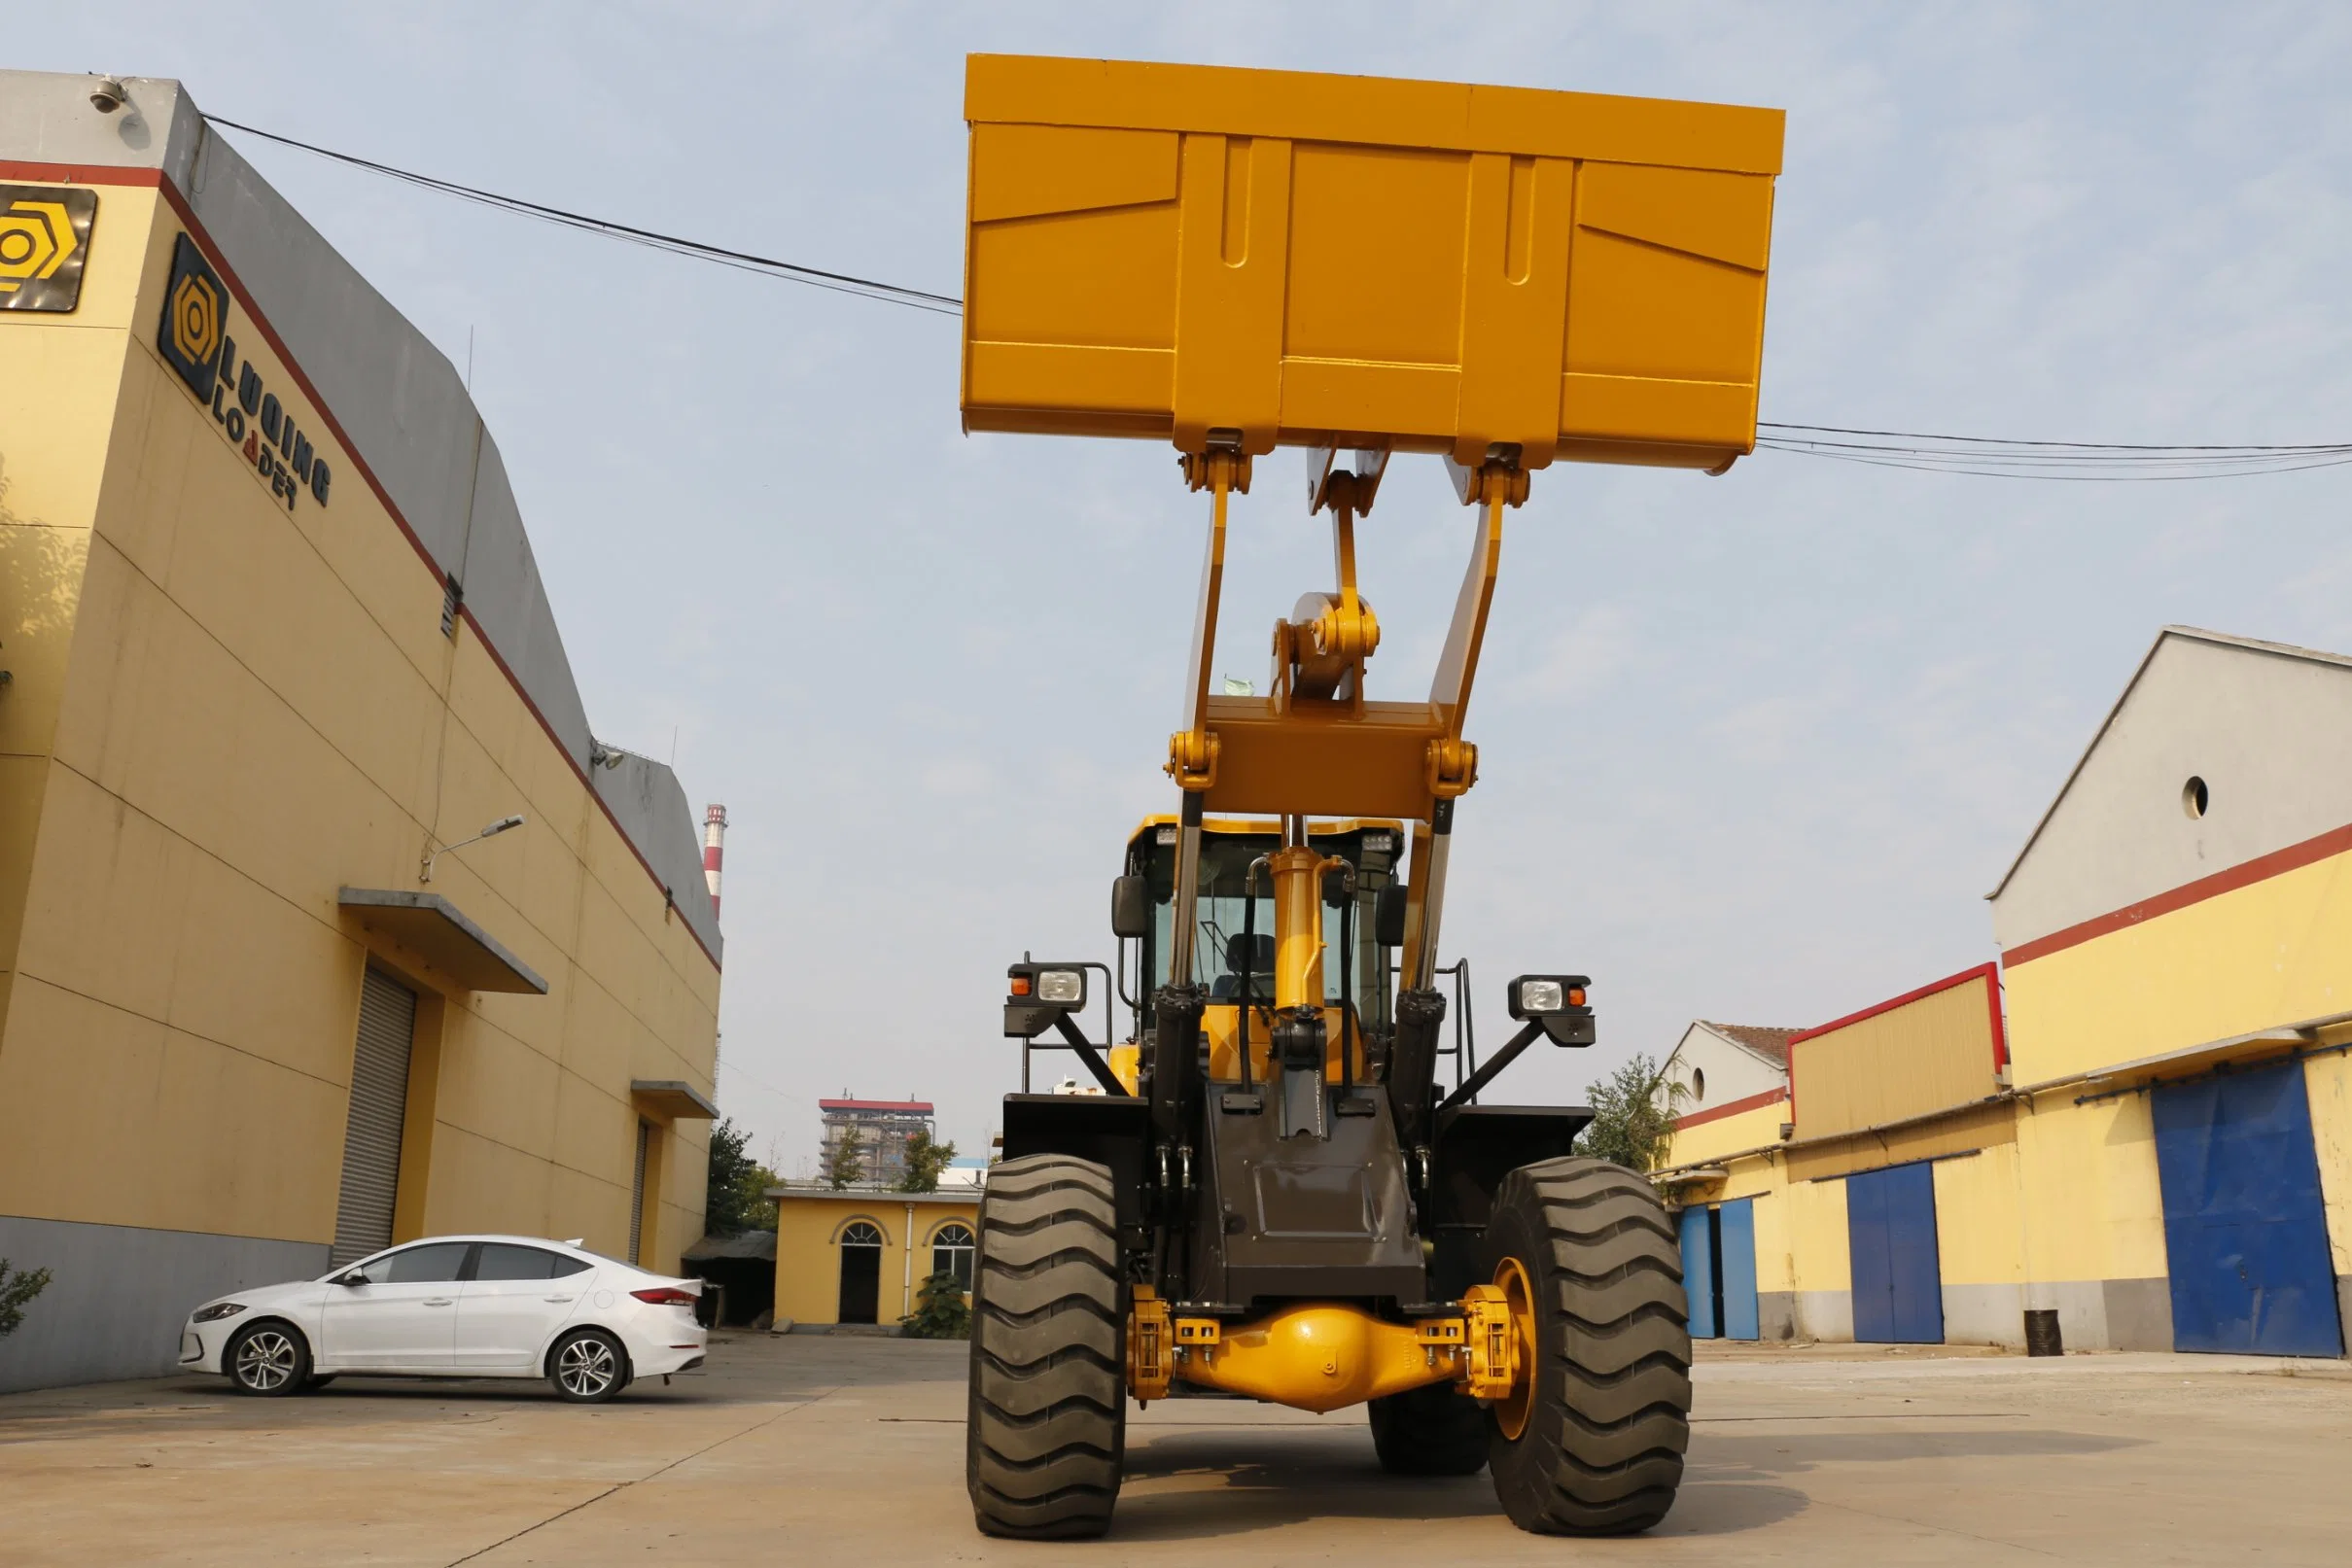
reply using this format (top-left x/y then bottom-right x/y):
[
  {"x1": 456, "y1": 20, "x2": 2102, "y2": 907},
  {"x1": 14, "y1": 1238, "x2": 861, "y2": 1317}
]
[
  {"x1": 206, "y1": 115, "x2": 2351, "y2": 481},
  {"x1": 1755, "y1": 425, "x2": 2352, "y2": 481},
  {"x1": 202, "y1": 115, "x2": 963, "y2": 315}
]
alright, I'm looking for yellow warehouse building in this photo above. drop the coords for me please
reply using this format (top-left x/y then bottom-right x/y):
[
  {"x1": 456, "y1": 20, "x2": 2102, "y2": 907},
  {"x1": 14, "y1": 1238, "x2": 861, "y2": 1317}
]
[
  {"x1": 1662, "y1": 627, "x2": 2352, "y2": 1360},
  {"x1": 0, "y1": 72, "x2": 722, "y2": 1391}
]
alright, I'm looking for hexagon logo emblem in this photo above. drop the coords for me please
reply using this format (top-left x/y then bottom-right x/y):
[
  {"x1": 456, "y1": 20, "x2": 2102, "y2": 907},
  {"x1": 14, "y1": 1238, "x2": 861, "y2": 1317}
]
[
  {"x1": 157, "y1": 232, "x2": 229, "y2": 401},
  {"x1": 0, "y1": 185, "x2": 96, "y2": 313}
]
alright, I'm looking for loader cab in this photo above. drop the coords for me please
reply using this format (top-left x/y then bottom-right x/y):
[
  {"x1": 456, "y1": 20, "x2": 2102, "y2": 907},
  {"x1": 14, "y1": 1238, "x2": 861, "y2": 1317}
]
[{"x1": 1124, "y1": 817, "x2": 1401, "y2": 1051}]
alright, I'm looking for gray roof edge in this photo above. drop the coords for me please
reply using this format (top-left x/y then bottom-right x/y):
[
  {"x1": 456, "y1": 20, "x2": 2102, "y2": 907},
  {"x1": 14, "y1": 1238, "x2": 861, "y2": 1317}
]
[
  {"x1": 592, "y1": 747, "x2": 723, "y2": 961},
  {"x1": 336, "y1": 887, "x2": 550, "y2": 994}
]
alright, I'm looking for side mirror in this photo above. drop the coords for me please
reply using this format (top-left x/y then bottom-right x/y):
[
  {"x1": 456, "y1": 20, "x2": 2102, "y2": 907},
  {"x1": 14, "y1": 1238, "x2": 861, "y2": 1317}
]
[
  {"x1": 1110, "y1": 875, "x2": 1152, "y2": 940},
  {"x1": 336, "y1": 1268, "x2": 369, "y2": 1287},
  {"x1": 1374, "y1": 884, "x2": 1409, "y2": 949}
]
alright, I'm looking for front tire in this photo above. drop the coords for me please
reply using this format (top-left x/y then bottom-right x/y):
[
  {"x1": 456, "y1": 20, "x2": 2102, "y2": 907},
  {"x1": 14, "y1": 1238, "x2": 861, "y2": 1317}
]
[
  {"x1": 225, "y1": 1321, "x2": 311, "y2": 1397},
  {"x1": 1369, "y1": 1381, "x2": 1491, "y2": 1475},
  {"x1": 549, "y1": 1328, "x2": 629, "y2": 1403},
  {"x1": 966, "y1": 1154, "x2": 1125, "y2": 1540},
  {"x1": 1482, "y1": 1157, "x2": 1691, "y2": 1535}
]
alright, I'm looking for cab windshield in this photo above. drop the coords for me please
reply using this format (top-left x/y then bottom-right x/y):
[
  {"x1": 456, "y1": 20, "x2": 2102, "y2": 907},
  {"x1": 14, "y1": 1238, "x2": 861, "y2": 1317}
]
[{"x1": 1133, "y1": 826, "x2": 1397, "y2": 1032}]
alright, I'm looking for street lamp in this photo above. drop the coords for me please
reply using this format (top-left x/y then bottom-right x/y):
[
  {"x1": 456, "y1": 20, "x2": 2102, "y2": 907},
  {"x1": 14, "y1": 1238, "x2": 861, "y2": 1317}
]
[{"x1": 420, "y1": 814, "x2": 526, "y2": 884}]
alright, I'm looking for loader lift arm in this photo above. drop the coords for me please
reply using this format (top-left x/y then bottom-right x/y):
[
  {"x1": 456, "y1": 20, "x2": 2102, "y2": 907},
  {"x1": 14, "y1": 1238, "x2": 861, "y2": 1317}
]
[{"x1": 958, "y1": 52, "x2": 1781, "y2": 1543}]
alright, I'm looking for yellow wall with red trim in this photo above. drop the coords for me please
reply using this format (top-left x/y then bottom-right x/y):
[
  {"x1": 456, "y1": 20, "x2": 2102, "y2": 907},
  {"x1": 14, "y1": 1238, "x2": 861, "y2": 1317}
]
[{"x1": 0, "y1": 177, "x2": 719, "y2": 1272}]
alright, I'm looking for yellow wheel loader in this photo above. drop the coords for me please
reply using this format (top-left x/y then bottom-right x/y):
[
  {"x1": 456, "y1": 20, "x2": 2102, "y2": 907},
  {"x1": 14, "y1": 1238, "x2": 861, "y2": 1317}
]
[{"x1": 956, "y1": 54, "x2": 1783, "y2": 1539}]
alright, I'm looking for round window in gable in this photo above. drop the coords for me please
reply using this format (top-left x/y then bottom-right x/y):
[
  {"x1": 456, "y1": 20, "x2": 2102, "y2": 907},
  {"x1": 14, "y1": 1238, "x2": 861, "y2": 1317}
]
[
  {"x1": 2183, "y1": 776, "x2": 2209, "y2": 819},
  {"x1": 1692, "y1": 1066, "x2": 1706, "y2": 1101}
]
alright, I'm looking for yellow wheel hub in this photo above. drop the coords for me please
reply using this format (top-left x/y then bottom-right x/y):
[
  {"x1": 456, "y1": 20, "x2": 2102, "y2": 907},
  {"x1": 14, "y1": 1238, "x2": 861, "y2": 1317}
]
[{"x1": 1491, "y1": 1255, "x2": 1537, "y2": 1441}]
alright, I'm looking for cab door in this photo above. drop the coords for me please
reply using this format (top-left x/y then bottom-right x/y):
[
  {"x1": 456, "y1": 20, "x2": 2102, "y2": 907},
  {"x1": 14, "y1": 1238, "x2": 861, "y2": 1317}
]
[{"x1": 318, "y1": 1241, "x2": 474, "y2": 1370}]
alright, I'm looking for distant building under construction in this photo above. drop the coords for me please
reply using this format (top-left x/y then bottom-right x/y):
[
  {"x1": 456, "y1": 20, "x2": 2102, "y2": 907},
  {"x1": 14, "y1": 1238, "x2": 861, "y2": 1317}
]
[{"x1": 820, "y1": 1098, "x2": 935, "y2": 1186}]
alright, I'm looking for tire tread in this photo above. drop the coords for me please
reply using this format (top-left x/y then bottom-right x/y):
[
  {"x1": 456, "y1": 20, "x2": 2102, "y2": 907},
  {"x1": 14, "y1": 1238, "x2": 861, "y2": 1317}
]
[
  {"x1": 967, "y1": 1154, "x2": 1126, "y2": 1540},
  {"x1": 1486, "y1": 1155, "x2": 1692, "y2": 1536}
]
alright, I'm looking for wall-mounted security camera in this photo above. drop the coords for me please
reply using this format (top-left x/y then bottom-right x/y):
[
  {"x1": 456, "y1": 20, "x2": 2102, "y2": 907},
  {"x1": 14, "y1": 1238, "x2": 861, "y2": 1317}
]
[{"x1": 88, "y1": 77, "x2": 127, "y2": 114}]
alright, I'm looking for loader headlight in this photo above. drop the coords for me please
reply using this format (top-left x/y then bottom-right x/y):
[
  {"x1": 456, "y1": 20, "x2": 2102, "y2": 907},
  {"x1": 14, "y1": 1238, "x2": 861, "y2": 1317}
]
[
  {"x1": 1510, "y1": 974, "x2": 1595, "y2": 1046},
  {"x1": 1004, "y1": 960, "x2": 1089, "y2": 1038},
  {"x1": 1517, "y1": 979, "x2": 1565, "y2": 1015}
]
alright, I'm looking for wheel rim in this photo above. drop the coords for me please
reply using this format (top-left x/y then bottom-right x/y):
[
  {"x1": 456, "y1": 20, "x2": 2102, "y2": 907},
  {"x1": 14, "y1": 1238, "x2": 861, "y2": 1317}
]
[
  {"x1": 236, "y1": 1330, "x2": 298, "y2": 1392},
  {"x1": 1492, "y1": 1256, "x2": 1537, "y2": 1441},
  {"x1": 557, "y1": 1337, "x2": 617, "y2": 1397}
]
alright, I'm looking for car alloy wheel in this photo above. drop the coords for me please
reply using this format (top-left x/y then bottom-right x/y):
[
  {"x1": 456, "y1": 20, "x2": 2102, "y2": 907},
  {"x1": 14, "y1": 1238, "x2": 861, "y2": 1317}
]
[
  {"x1": 555, "y1": 1333, "x2": 621, "y2": 1400},
  {"x1": 234, "y1": 1329, "x2": 300, "y2": 1393}
]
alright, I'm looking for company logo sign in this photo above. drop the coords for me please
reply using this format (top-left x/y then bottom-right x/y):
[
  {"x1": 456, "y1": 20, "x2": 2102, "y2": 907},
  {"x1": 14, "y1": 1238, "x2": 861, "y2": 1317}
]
[
  {"x1": 156, "y1": 232, "x2": 332, "y2": 510},
  {"x1": 0, "y1": 185, "x2": 96, "y2": 313}
]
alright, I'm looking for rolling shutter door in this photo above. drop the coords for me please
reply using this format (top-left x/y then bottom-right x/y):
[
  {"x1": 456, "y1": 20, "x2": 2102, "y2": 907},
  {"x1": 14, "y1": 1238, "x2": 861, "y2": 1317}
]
[{"x1": 332, "y1": 969, "x2": 418, "y2": 1267}]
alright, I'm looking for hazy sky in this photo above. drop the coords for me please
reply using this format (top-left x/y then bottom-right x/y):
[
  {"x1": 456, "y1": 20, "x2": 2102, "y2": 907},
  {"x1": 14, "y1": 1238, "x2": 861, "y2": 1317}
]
[{"x1": 22, "y1": 4, "x2": 2352, "y2": 1173}]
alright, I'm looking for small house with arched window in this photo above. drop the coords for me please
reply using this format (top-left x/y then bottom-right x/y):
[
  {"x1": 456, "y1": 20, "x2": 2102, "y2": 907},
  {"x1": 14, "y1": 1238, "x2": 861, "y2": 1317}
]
[{"x1": 765, "y1": 1179, "x2": 982, "y2": 1329}]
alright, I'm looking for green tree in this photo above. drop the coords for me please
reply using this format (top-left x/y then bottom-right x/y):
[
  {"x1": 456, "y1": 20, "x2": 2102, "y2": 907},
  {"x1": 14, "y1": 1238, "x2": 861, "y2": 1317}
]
[
  {"x1": 702, "y1": 1117, "x2": 779, "y2": 1235},
  {"x1": 895, "y1": 1128, "x2": 958, "y2": 1194},
  {"x1": 0, "y1": 1259, "x2": 53, "y2": 1338},
  {"x1": 1574, "y1": 1053, "x2": 1688, "y2": 1172},
  {"x1": 824, "y1": 1125, "x2": 866, "y2": 1190},
  {"x1": 900, "y1": 1269, "x2": 971, "y2": 1340}
]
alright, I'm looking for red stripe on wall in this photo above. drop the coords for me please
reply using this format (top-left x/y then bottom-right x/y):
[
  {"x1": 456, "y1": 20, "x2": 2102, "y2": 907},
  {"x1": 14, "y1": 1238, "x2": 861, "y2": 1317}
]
[
  {"x1": 0, "y1": 160, "x2": 164, "y2": 187},
  {"x1": 14, "y1": 159, "x2": 720, "y2": 972},
  {"x1": 2001, "y1": 820, "x2": 2352, "y2": 970},
  {"x1": 1671, "y1": 1086, "x2": 1788, "y2": 1132}
]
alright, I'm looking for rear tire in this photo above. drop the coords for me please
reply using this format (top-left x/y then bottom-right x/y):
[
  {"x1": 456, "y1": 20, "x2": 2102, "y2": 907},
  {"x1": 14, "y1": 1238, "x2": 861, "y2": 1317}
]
[
  {"x1": 1369, "y1": 1380, "x2": 1491, "y2": 1475},
  {"x1": 548, "y1": 1328, "x2": 629, "y2": 1403},
  {"x1": 1482, "y1": 1157, "x2": 1691, "y2": 1535},
  {"x1": 966, "y1": 1154, "x2": 1126, "y2": 1540},
  {"x1": 225, "y1": 1321, "x2": 310, "y2": 1397}
]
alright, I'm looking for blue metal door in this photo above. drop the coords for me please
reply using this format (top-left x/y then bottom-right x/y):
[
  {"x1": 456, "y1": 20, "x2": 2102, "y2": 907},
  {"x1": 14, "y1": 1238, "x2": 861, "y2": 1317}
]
[
  {"x1": 1679, "y1": 1204, "x2": 1718, "y2": 1339},
  {"x1": 2153, "y1": 1060, "x2": 2343, "y2": 1357},
  {"x1": 1847, "y1": 1162, "x2": 1944, "y2": 1343},
  {"x1": 1718, "y1": 1199, "x2": 1760, "y2": 1341}
]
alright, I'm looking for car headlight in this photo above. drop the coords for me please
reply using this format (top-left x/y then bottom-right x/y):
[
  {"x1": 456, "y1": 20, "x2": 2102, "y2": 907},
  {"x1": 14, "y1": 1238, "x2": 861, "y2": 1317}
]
[
  {"x1": 192, "y1": 1303, "x2": 247, "y2": 1323},
  {"x1": 1036, "y1": 968, "x2": 1083, "y2": 1005}
]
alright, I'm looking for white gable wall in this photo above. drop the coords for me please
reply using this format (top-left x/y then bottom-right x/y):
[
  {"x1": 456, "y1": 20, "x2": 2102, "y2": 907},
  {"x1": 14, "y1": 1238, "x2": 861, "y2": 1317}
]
[
  {"x1": 1663, "y1": 1023, "x2": 1788, "y2": 1112},
  {"x1": 1992, "y1": 630, "x2": 2352, "y2": 954}
]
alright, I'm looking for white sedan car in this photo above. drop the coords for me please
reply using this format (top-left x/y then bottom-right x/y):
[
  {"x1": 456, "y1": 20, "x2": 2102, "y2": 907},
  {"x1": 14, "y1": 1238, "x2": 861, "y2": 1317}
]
[{"x1": 179, "y1": 1236, "x2": 706, "y2": 1403}]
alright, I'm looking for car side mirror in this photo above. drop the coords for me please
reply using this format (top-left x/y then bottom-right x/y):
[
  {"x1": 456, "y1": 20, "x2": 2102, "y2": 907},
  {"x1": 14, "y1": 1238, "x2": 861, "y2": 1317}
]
[
  {"x1": 337, "y1": 1268, "x2": 369, "y2": 1287},
  {"x1": 1375, "y1": 884, "x2": 1409, "y2": 948},
  {"x1": 1110, "y1": 875, "x2": 1151, "y2": 940}
]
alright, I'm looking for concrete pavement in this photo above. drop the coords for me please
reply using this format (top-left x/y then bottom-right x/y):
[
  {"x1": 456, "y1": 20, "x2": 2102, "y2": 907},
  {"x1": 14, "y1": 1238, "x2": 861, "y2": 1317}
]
[{"x1": 1, "y1": 1333, "x2": 2345, "y2": 1564}]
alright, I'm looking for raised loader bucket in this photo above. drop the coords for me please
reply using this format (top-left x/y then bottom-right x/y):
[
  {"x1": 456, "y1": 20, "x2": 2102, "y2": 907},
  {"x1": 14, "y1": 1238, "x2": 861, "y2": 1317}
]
[{"x1": 962, "y1": 55, "x2": 1784, "y2": 473}]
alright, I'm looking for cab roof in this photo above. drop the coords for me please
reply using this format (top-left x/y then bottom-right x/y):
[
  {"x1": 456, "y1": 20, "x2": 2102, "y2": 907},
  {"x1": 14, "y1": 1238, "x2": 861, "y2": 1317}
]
[{"x1": 1126, "y1": 815, "x2": 1407, "y2": 848}]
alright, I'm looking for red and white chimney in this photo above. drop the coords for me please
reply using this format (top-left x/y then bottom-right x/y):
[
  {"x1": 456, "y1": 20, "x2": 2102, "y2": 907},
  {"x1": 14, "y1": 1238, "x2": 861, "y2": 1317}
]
[{"x1": 703, "y1": 804, "x2": 727, "y2": 917}]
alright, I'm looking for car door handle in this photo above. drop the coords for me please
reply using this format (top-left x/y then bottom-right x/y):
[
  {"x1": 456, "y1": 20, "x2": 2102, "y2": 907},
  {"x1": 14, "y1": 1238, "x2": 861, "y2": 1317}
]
[
  {"x1": 544, "y1": 1295, "x2": 576, "y2": 1304},
  {"x1": 423, "y1": 1297, "x2": 455, "y2": 1307}
]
